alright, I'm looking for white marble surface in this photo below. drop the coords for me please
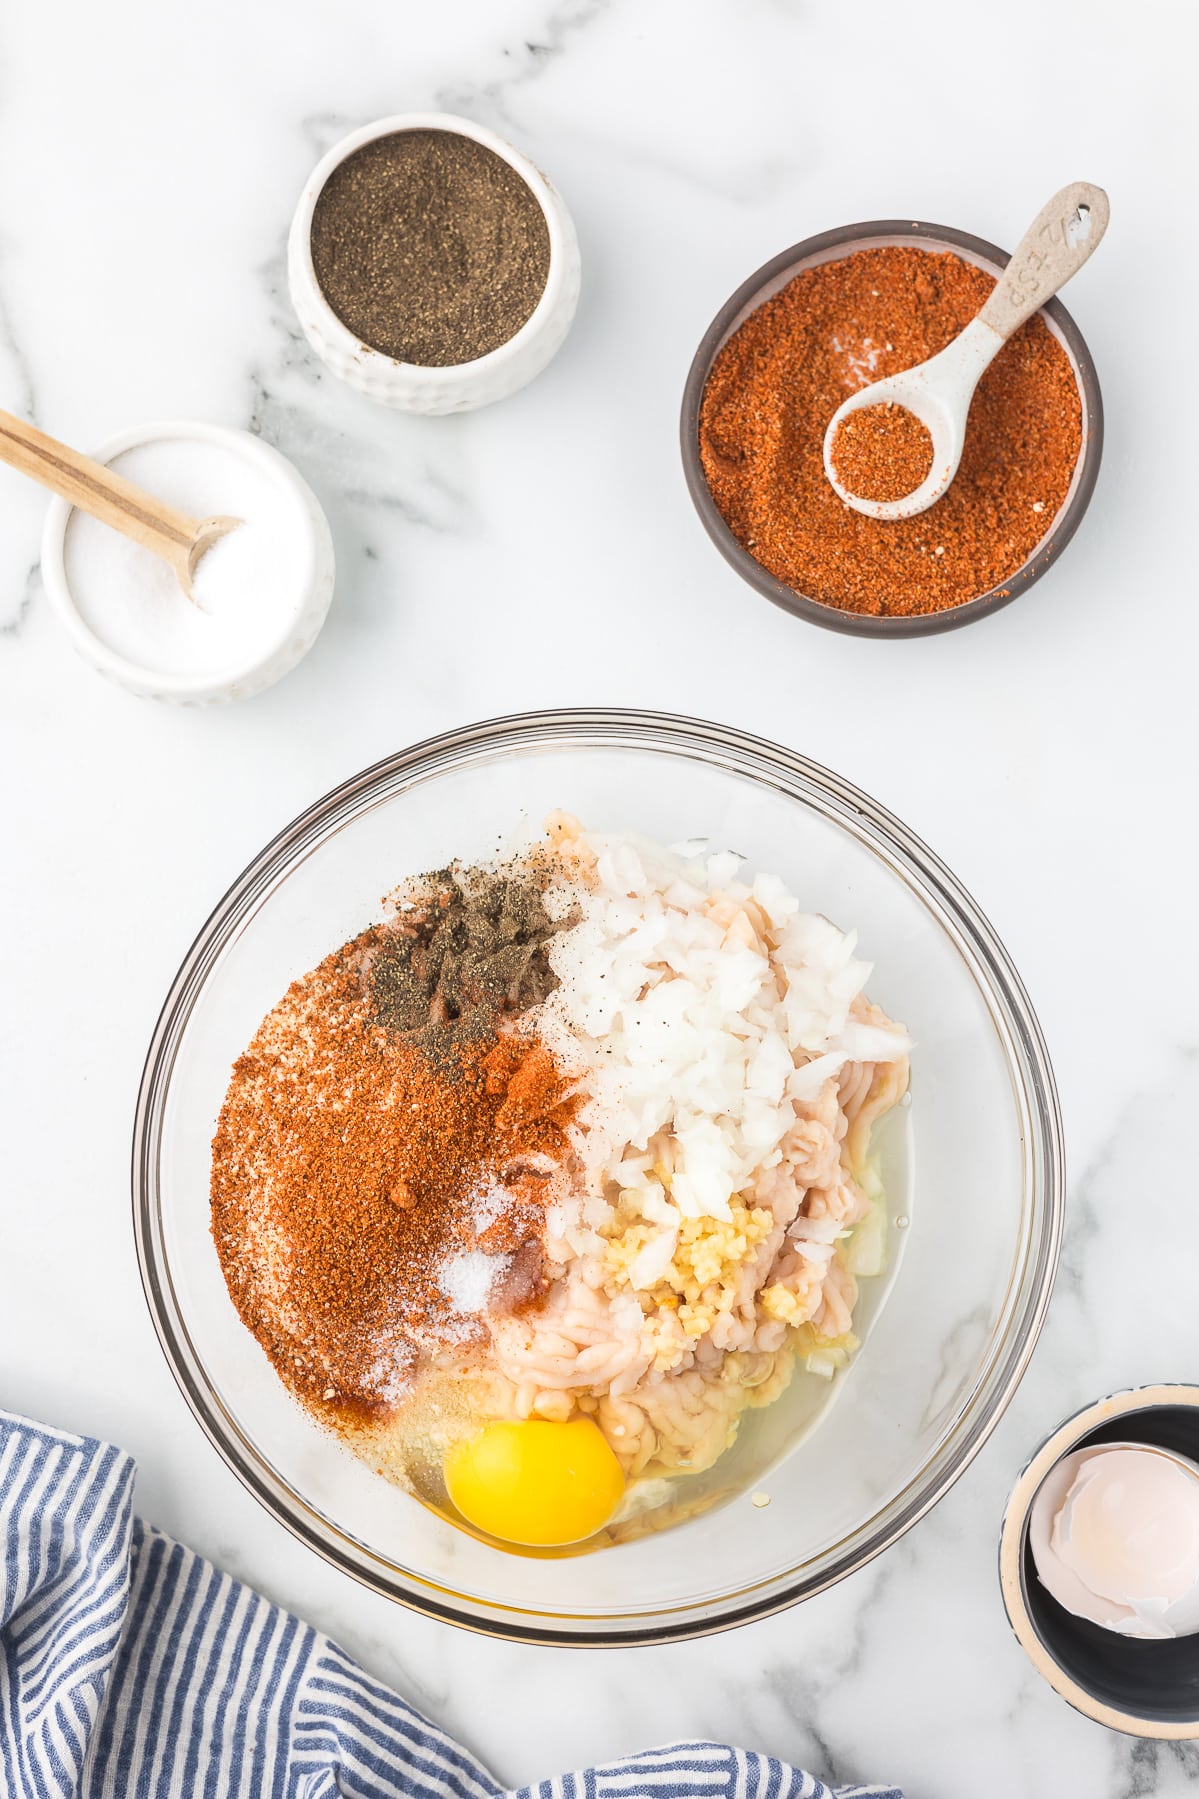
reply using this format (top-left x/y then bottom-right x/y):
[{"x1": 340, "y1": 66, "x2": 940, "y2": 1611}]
[{"x1": 1, "y1": 0, "x2": 1195, "y2": 1791}]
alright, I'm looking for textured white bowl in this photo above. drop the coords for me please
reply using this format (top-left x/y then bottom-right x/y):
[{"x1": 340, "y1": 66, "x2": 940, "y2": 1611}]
[
  {"x1": 288, "y1": 112, "x2": 581, "y2": 414},
  {"x1": 41, "y1": 421, "x2": 335, "y2": 705}
]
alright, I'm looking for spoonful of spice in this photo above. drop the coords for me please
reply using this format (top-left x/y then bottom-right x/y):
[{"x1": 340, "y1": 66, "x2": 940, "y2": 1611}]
[
  {"x1": 823, "y1": 182, "x2": 1109, "y2": 520},
  {"x1": 0, "y1": 407, "x2": 239, "y2": 601}
]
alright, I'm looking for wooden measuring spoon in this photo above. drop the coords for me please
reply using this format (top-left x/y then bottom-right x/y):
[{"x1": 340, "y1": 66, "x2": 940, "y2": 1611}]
[{"x1": 0, "y1": 408, "x2": 240, "y2": 600}]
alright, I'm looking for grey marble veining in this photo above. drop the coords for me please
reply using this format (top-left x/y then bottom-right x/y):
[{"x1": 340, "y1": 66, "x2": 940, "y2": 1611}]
[
  {"x1": 434, "y1": 0, "x2": 615, "y2": 120},
  {"x1": 0, "y1": 1, "x2": 1193, "y2": 1794}
]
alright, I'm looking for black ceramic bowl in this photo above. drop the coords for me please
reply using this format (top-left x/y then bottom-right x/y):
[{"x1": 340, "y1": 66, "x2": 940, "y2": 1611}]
[
  {"x1": 680, "y1": 220, "x2": 1104, "y2": 639},
  {"x1": 1001, "y1": 1386, "x2": 1199, "y2": 1738}
]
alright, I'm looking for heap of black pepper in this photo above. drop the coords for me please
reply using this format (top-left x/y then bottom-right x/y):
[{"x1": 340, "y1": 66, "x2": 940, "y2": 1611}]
[
  {"x1": 369, "y1": 863, "x2": 567, "y2": 1061},
  {"x1": 309, "y1": 128, "x2": 551, "y2": 366}
]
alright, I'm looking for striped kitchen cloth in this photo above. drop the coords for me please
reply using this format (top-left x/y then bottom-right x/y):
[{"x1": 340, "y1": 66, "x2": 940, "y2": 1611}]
[{"x1": 0, "y1": 1411, "x2": 903, "y2": 1799}]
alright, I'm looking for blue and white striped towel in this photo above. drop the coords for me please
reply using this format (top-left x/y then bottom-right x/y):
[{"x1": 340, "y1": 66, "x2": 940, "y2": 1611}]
[{"x1": 0, "y1": 1411, "x2": 903, "y2": 1799}]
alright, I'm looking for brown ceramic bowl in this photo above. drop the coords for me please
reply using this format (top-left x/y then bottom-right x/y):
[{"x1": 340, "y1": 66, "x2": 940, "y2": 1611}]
[{"x1": 680, "y1": 220, "x2": 1104, "y2": 639}]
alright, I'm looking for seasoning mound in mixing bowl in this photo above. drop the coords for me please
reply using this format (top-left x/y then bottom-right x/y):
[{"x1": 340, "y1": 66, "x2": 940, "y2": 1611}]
[
  {"x1": 211, "y1": 818, "x2": 911, "y2": 1551},
  {"x1": 698, "y1": 244, "x2": 1083, "y2": 617}
]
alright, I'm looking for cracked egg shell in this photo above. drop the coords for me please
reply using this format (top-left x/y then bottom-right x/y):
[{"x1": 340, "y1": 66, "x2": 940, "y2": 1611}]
[{"x1": 1029, "y1": 1443, "x2": 1199, "y2": 1640}]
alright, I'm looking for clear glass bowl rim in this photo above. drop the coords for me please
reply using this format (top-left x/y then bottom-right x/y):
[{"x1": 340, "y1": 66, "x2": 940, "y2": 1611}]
[{"x1": 133, "y1": 707, "x2": 1065, "y2": 1645}]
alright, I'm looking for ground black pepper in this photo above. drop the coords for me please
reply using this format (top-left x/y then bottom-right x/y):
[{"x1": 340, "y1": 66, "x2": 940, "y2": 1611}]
[
  {"x1": 310, "y1": 129, "x2": 551, "y2": 366},
  {"x1": 369, "y1": 865, "x2": 565, "y2": 1059}
]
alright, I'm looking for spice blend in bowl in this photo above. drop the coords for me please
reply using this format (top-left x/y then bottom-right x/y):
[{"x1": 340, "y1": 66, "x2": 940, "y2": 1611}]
[
  {"x1": 289, "y1": 113, "x2": 581, "y2": 414},
  {"x1": 309, "y1": 130, "x2": 551, "y2": 367},
  {"x1": 211, "y1": 863, "x2": 579, "y2": 1415},
  {"x1": 683, "y1": 225, "x2": 1102, "y2": 636}
]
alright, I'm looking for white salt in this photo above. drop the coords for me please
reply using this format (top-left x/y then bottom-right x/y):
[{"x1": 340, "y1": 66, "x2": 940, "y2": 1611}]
[
  {"x1": 437, "y1": 1249, "x2": 511, "y2": 1314},
  {"x1": 470, "y1": 1180, "x2": 509, "y2": 1233},
  {"x1": 63, "y1": 435, "x2": 310, "y2": 677}
]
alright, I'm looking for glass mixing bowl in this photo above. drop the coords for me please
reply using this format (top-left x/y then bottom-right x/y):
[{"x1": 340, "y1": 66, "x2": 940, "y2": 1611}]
[{"x1": 134, "y1": 710, "x2": 1063, "y2": 1644}]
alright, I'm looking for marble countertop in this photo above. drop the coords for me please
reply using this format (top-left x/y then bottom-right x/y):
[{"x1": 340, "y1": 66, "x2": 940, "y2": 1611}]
[{"x1": 1, "y1": 1, "x2": 1192, "y2": 1792}]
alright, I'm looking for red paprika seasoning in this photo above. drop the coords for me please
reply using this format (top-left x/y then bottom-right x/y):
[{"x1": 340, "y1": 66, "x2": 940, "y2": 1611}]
[
  {"x1": 698, "y1": 246, "x2": 1082, "y2": 618},
  {"x1": 210, "y1": 926, "x2": 581, "y2": 1416},
  {"x1": 831, "y1": 402, "x2": 934, "y2": 504}
]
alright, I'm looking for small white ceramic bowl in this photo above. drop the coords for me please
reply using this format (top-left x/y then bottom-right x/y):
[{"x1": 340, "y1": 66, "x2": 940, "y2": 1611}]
[
  {"x1": 41, "y1": 421, "x2": 335, "y2": 705},
  {"x1": 287, "y1": 112, "x2": 581, "y2": 414}
]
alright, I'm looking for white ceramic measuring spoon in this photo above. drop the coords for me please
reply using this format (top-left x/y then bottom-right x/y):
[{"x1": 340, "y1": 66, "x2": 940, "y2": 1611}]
[{"x1": 823, "y1": 182, "x2": 1110, "y2": 521}]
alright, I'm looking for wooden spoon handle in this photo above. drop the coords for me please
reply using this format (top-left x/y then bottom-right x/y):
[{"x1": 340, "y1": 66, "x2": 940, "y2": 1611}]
[
  {"x1": 0, "y1": 408, "x2": 238, "y2": 596},
  {"x1": 978, "y1": 181, "x2": 1110, "y2": 341}
]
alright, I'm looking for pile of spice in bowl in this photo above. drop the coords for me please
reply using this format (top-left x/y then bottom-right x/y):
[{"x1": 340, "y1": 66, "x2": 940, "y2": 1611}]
[
  {"x1": 288, "y1": 112, "x2": 581, "y2": 414},
  {"x1": 681, "y1": 223, "x2": 1102, "y2": 637}
]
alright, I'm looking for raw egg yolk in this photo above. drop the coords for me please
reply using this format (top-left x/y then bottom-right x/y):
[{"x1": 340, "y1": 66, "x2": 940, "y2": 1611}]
[{"x1": 444, "y1": 1418, "x2": 624, "y2": 1547}]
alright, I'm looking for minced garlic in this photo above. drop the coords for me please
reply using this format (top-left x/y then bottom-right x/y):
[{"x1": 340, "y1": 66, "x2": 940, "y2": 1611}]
[
  {"x1": 606, "y1": 1202, "x2": 773, "y2": 1303},
  {"x1": 761, "y1": 1283, "x2": 819, "y2": 1327}
]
